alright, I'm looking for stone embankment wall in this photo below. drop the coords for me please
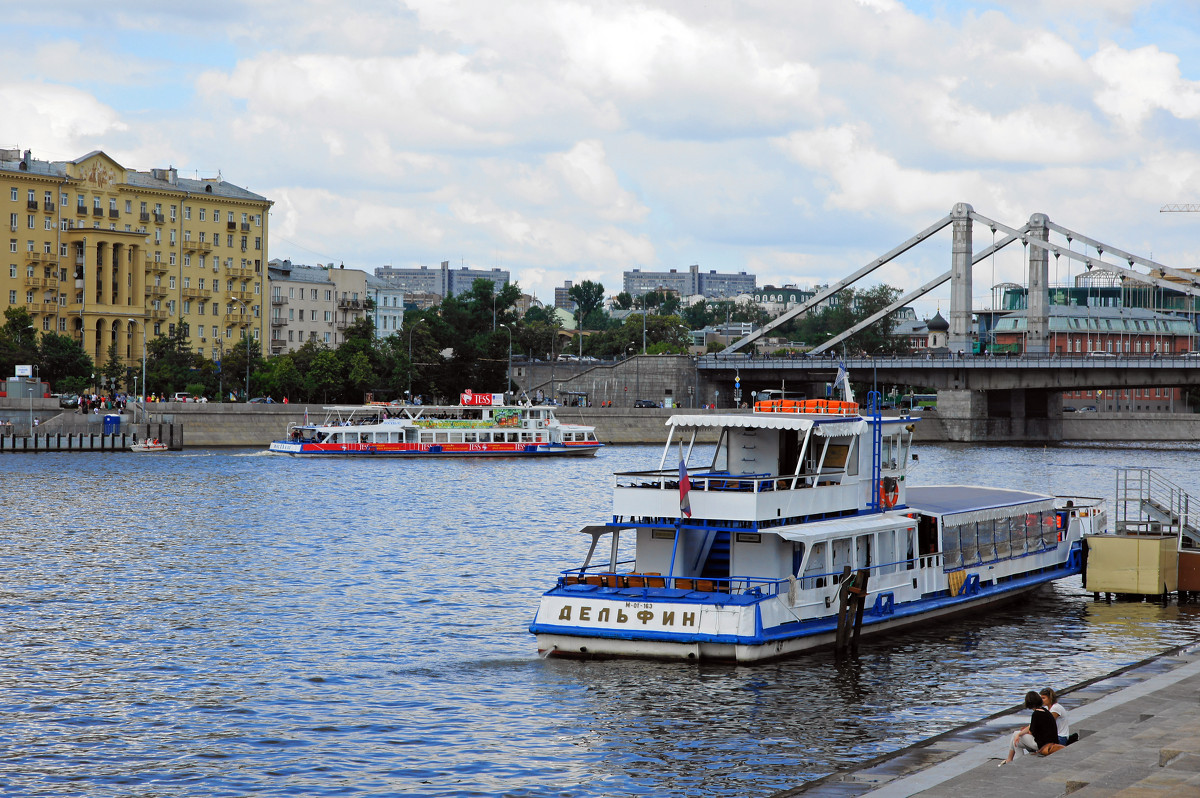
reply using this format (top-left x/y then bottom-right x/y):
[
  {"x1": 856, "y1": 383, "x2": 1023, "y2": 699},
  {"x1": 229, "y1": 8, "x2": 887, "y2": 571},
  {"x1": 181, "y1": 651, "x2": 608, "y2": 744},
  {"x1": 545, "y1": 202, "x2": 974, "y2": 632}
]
[{"x1": 4, "y1": 398, "x2": 1200, "y2": 446}]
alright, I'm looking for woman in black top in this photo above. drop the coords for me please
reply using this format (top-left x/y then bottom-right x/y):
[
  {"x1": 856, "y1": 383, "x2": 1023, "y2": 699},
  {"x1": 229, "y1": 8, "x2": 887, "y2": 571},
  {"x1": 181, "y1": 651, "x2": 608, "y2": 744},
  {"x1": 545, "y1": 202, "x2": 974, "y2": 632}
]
[{"x1": 1001, "y1": 691, "x2": 1064, "y2": 764}]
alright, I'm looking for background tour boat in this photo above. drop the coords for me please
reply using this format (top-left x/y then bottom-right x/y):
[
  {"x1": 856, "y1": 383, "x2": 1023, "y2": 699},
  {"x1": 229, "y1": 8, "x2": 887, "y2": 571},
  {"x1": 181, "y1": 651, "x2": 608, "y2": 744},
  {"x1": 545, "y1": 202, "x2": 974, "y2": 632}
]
[
  {"x1": 530, "y1": 374, "x2": 1104, "y2": 663},
  {"x1": 268, "y1": 391, "x2": 602, "y2": 458},
  {"x1": 130, "y1": 439, "x2": 168, "y2": 453}
]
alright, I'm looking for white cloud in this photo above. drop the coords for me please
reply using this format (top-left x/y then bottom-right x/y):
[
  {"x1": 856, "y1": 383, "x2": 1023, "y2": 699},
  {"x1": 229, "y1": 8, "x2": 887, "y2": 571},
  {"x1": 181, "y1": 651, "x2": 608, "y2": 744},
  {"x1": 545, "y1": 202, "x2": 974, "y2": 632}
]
[
  {"x1": 0, "y1": 83, "x2": 128, "y2": 155},
  {"x1": 1091, "y1": 43, "x2": 1200, "y2": 129}
]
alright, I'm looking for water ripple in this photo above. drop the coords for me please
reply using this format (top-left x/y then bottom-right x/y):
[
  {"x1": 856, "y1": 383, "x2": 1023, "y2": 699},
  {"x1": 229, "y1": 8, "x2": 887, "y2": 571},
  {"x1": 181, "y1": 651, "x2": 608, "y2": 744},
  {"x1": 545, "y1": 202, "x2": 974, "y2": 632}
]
[{"x1": 0, "y1": 444, "x2": 1197, "y2": 795}]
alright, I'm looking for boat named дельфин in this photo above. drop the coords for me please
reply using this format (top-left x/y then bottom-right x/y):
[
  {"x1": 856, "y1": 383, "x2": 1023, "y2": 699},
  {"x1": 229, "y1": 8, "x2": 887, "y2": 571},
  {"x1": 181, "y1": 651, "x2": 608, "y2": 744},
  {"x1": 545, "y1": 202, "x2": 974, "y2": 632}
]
[
  {"x1": 268, "y1": 390, "x2": 601, "y2": 458},
  {"x1": 530, "y1": 380, "x2": 1104, "y2": 663}
]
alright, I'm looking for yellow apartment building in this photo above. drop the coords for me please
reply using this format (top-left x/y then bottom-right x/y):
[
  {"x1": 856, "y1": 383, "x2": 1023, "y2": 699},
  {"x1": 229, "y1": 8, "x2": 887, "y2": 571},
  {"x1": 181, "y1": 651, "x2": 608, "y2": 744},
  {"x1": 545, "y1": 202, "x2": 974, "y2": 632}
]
[{"x1": 1, "y1": 148, "x2": 271, "y2": 369}]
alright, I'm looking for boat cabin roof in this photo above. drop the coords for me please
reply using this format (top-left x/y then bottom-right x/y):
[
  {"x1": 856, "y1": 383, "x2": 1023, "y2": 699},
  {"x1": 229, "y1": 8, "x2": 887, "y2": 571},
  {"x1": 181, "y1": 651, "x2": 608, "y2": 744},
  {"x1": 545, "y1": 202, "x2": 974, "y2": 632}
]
[{"x1": 906, "y1": 485, "x2": 1055, "y2": 523}]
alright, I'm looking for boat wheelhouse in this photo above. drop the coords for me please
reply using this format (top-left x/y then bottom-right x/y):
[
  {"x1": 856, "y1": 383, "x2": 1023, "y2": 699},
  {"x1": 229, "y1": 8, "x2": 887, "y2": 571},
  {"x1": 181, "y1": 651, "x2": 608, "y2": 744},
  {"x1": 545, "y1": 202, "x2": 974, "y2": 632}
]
[
  {"x1": 530, "y1": 396, "x2": 1103, "y2": 662},
  {"x1": 268, "y1": 392, "x2": 602, "y2": 458}
]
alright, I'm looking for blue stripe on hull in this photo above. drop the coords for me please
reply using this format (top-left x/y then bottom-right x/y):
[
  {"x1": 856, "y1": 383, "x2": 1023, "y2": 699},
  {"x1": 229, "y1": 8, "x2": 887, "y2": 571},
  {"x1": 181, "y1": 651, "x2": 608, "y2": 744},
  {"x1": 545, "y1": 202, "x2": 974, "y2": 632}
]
[{"x1": 530, "y1": 559, "x2": 1081, "y2": 648}]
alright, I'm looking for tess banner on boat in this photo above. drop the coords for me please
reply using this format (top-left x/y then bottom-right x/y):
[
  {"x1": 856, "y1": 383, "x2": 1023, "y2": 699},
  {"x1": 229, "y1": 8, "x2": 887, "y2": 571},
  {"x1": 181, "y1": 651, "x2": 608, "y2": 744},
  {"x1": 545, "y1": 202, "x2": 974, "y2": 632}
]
[{"x1": 460, "y1": 390, "x2": 504, "y2": 406}]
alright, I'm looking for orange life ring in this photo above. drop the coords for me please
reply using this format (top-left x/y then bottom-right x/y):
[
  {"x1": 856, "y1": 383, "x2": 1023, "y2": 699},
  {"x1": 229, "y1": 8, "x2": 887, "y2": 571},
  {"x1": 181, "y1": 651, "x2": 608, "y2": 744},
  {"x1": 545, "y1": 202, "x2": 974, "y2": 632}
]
[{"x1": 880, "y1": 477, "x2": 899, "y2": 509}]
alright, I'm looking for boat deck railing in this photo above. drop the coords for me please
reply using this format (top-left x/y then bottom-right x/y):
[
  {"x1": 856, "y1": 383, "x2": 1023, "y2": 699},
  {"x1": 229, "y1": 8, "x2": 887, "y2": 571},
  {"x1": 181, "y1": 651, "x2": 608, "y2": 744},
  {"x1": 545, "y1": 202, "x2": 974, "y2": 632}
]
[
  {"x1": 560, "y1": 554, "x2": 932, "y2": 598},
  {"x1": 615, "y1": 469, "x2": 837, "y2": 493}
]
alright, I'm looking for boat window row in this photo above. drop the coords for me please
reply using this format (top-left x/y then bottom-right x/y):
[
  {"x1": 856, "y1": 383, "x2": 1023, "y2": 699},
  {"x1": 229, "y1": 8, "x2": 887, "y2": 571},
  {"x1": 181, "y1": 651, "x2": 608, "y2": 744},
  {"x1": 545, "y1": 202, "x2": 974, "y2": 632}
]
[
  {"x1": 797, "y1": 527, "x2": 915, "y2": 590},
  {"x1": 564, "y1": 432, "x2": 597, "y2": 442},
  {"x1": 423, "y1": 431, "x2": 536, "y2": 444},
  {"x1": 941, "y1": 512, "x2": 1057, "y2": 568}
]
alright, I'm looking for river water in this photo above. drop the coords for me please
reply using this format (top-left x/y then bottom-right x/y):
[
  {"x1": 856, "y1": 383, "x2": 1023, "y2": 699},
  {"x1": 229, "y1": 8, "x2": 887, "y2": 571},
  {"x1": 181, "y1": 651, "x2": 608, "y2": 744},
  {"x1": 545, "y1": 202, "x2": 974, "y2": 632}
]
[{"x1": 3, "y1": 442, "x2": 1200, "y2": 797}]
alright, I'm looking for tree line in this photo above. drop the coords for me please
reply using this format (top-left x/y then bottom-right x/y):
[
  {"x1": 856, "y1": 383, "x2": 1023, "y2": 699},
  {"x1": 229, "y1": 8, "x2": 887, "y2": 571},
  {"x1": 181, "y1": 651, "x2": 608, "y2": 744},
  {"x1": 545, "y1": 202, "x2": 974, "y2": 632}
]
[{"x1": 0, "y1": 279, "x2": 911, "y2": 403}]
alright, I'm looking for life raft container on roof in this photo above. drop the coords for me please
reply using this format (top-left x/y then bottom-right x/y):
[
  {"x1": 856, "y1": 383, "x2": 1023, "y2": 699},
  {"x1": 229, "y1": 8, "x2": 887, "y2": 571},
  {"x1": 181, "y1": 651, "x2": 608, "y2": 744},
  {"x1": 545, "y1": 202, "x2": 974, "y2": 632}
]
[{"x1": 754, "y1": 398, "x2": 860, "y2": 415}]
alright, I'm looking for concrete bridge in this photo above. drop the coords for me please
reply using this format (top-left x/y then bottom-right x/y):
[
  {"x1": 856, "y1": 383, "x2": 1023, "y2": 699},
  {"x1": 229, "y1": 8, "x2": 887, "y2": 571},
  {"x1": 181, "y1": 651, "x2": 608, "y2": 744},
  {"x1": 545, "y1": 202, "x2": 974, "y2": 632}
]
[{"x1": 698, "y1": 352, "x2": 1200, "y2": 441}]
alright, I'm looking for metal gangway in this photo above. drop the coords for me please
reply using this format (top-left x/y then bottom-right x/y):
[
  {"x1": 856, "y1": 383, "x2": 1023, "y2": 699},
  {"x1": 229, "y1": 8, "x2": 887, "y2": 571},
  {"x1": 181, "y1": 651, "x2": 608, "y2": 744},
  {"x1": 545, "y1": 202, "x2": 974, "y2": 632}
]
[{"x1": 1115, "y1": 468, "x2": 1200, "y2": 551}]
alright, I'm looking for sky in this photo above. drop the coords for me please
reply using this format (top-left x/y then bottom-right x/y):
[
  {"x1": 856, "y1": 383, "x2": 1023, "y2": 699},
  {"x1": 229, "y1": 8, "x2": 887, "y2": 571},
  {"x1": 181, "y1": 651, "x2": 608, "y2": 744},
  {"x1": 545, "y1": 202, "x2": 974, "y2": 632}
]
[{"x1": 5, "y1": 0, "x2": 1200, "y2": 318}]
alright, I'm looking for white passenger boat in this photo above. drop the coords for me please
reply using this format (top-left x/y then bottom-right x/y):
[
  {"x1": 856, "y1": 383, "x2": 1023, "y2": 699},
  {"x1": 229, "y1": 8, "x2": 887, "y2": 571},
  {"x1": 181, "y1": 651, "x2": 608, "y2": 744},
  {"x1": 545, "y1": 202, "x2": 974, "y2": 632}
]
[
  {"x1": 130, "y1": 440, "x2": 169, "y2": 453},
  {"x1": 268, "y1": 391, "x2": 602, "y2": 458},
  {"x1": 530, "y1": 388, "x2": 1104, "y2": 663}
]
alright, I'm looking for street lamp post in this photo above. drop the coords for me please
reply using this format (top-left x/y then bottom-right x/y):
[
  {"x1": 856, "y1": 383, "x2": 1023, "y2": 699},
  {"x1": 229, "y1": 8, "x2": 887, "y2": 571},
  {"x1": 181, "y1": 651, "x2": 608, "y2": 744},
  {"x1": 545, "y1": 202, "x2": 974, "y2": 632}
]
[
  {"x1": 230, "y1": 299, "x2": 251, "y2": 401},
  {"x1": 407, "y1": 318, "x2": 426, "y2": 401},
  {"x1": 127, "y1": 318, "x2": 146, "y2": 418},
  {"x1": 499, "y1": 324, "x2": 512, "y2": 397}
]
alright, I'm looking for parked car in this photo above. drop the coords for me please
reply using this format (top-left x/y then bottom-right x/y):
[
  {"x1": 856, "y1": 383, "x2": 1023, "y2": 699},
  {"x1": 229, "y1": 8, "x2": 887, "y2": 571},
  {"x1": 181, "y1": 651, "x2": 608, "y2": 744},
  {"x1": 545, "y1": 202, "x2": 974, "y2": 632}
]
[
  {"x1": 1062, "y1": 406, "x2": 1077, "y2": 413},
  {"x1": 633, "y1": 399, "x2": 658, "y2": 408},
  {"x1": 248, "y1": 397, "x2": 275, "y2": 404},
  {"x1": 59, "y1": 393, "x2": 80, "y2": 408},
  {"x1": 1079, "y1": 406, "x2": 1098, "y2": 412}
]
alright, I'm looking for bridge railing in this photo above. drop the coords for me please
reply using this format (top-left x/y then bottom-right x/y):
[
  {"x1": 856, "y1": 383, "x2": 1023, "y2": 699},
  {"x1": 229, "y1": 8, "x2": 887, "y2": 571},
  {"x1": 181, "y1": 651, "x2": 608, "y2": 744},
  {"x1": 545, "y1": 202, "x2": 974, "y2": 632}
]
[{"x1": 698, "y1": 352, "x2": 1200, "y2": 369}]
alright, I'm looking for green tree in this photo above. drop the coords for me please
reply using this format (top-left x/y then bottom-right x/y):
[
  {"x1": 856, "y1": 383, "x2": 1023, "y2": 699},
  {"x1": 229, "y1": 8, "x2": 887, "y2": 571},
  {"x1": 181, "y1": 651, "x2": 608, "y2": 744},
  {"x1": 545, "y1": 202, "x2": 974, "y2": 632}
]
[
  {"x1": 38, "y1": 333, "x2": 93, "y2": 392},
  {"x1": 146, "y1": 325, "x2": 206, "y2": 398},
  {"x1": 568, "y1": 280, "x2": 605, "y2": 325},
  {"x1": 346, "y1": 350, "x2": 374, "y2": 402},
  {"x1": 305, "y1": 349, "x2": 342, "y2": 401},
  {"x1": 613, "y1": 291, "x2": 633, "y2": 310},
  {"x1": 0, "y1": 307, "x2": 38, "y2": 378},
  {"x1": 102, "y1": 341, "x2": 124, "y2": 390}
]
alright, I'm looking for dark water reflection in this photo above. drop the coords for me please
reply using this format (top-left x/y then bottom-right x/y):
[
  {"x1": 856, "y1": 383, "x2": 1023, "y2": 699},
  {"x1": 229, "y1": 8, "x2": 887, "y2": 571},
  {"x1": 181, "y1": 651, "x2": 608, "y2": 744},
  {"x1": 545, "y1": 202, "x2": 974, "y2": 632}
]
[{"x1": 0, "y1": 443, "x2": 1198, "y2": 796}]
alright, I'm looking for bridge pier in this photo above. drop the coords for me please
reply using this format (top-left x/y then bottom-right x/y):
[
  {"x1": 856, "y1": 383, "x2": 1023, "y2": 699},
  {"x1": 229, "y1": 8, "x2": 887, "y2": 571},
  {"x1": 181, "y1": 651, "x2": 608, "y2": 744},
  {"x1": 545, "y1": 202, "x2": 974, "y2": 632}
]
[{"x1": 934, "y1": 388, "x2": 1064, "y2": 442}]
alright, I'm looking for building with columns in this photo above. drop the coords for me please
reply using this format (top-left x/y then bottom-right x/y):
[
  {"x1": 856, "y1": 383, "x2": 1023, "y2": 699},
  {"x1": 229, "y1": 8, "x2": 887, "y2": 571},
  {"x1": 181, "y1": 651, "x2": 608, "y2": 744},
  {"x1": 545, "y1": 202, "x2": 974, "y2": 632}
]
[{"x1": 1, "y1": 148, "x2": 271, "y2": 368}]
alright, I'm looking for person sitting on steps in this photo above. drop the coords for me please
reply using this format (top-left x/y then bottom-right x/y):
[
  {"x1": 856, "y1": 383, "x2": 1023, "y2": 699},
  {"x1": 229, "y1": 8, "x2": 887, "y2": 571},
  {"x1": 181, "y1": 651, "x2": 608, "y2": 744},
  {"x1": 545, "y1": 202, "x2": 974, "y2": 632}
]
[{"x1": 1001, "y1": 691, "x2": 1066, "y2": 765}]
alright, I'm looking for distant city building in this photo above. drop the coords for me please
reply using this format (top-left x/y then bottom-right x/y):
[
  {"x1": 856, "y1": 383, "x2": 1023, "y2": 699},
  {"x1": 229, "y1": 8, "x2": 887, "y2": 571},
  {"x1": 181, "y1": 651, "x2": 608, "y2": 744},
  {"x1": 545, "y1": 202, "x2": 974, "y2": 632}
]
[
  {"x1": 375, "y1": 260, "x2": 509, "y2": 298},
  {"x1": 267, "y1": 259, "x2": 335, "y2": 354},
  {"x1": 688, "y1": 322, "x2": 758, "y2": 352},
  {"x1": 403, "y1": 291, "x2": 442, "y2": 311},
  {"x1": 752, "y1": 285, "x2": 817, "y2": 314},
  {"x1": 624, "y1": 264, "x2": 756, "y2": 299},
  {"x1": 366, "y1": 275, "x2": 405, "y2": 339},
  {"x1": 514, "y1": 293, "x2": 542, "y2": 316},
  {"x1": 554, "y1": 280, "x2": 577, "y2": 312}
]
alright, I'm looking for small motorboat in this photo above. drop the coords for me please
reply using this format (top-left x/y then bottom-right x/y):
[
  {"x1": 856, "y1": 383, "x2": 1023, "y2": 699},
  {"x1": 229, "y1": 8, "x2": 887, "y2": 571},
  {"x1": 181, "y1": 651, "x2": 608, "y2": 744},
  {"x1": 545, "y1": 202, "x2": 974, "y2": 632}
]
[{"x1": 131, "y1": 439, "x2": 169, "y2": 453}]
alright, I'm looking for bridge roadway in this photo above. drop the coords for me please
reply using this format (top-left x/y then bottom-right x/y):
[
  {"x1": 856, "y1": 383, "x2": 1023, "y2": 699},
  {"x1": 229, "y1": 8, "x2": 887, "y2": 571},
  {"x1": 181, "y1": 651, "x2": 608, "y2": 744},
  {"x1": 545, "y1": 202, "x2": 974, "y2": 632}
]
[{"x1": 697, "y1": 352, "x2": 1200, "y2": 393}]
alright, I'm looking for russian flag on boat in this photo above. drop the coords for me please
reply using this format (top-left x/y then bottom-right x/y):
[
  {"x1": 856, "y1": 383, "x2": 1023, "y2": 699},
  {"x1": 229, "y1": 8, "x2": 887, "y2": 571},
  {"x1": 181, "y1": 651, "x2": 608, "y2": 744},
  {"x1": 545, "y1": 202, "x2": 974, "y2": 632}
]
[{"x1": 679, "y1": 456, "x2": 692, "y2": 518}]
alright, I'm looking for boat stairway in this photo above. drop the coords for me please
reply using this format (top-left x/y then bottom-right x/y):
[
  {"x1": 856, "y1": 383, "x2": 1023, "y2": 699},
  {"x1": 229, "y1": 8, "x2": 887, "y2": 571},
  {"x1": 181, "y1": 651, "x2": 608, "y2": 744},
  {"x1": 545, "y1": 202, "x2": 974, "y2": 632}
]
[
  {"x1": 1116, "y1": 467, "x2": 1200, "y2": 548},
  {"x1": 699, "y1": 531, "x2": 731, "y2": 579}
]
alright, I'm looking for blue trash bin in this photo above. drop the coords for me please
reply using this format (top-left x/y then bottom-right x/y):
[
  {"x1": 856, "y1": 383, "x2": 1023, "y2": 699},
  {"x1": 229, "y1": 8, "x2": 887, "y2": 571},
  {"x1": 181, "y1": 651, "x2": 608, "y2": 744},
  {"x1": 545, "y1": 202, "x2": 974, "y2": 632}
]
[{"x1": 103, "y1": 414, "x2": 120, "y2": 434}]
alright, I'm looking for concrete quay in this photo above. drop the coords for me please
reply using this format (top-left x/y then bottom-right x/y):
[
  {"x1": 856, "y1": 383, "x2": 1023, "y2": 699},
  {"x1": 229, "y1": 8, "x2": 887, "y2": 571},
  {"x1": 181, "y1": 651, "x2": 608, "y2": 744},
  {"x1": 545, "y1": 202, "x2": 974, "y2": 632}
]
[
  {"x1": 778, "y1": 642, "x2": 1200, "y2": 798},
  {"x1": 6, "y1": 398, "x2": 1200, "y2": 447}
]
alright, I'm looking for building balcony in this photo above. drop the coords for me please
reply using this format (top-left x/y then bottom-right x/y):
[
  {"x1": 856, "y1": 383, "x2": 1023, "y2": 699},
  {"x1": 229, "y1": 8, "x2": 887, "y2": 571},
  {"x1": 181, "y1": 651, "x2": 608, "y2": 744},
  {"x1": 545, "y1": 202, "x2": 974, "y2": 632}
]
[
  {"x1": 139, "y1": 212, "x2": 150, "y2": 222},
  {"x1": 24, "y1": 276, "x2": 59, "y2": 290},
  {"x1": 153, "y1": 212, "x2": 164, "y2": 224},
  {"x1": 146, "y1": 286, "x2": 168, "y2": 298},
  {"x1": 109, "y1": 208, "x2": 119, "y2": 219},
  {"x1": 271, "y1": 295, "x2": 288, "y2": 305},
  {"x1": 226, "y1": 221, "x2": 237, "y2": 231},
  {"x1": 26, "y1": 200, "x2": 39, "y2": 211},
  {"x1": 224, "y1": 313, "x2": 252, "y2": 326},
  {"x1": 270, "y1": 341, "x2": 285, "y2": 354},
  {"x1": 145, "y1": 259, "x2": 169, "y2": 274},
  {"x1": 224, "y1": 265, "x2": 253, "y2": 279},
  {"x1": 270, "y1": 317, "x2": 287, "y2": 327},
  {"x1": 149, "y1": 309, "x2": 168, "y2": 320},
  {"x1": 77, "y1": 205, "x2": 88, "y2": 215},
  {"x1": 182, "y1": 287, "x2": 212, "y2": 300},
  {"x1": 337, "y1": 297, "x2": 362, "y2": 309},
  {"x1": 228, "y1": 290, "x2": 254, "y2": 302},
  {"x1": 92, "y1": 207, "x2": 104, "y2": 217},
  {"x1": 43, "y1": 201, "x2": 54, "y2": 212}
]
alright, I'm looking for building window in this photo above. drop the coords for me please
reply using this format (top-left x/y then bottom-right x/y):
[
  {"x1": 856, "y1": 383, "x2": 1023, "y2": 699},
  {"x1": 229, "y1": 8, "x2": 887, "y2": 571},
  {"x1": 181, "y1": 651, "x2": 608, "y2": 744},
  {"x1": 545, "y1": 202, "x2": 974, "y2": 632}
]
[
  {"x1": 8, "y1": 290, "x2": 14, "y2": 304},
  {"x1": 10, "y1": 188, "x2": 17, "y2": 201},
  {"x1": 324, "y1": 332, "x2": 331, "y2": 344},
  {"x1": 169, "y1": 276, "x2": 176, "y2": 289},
  {"x1": 199, "y1": 208, "x2": 206, "y2": 221}
]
